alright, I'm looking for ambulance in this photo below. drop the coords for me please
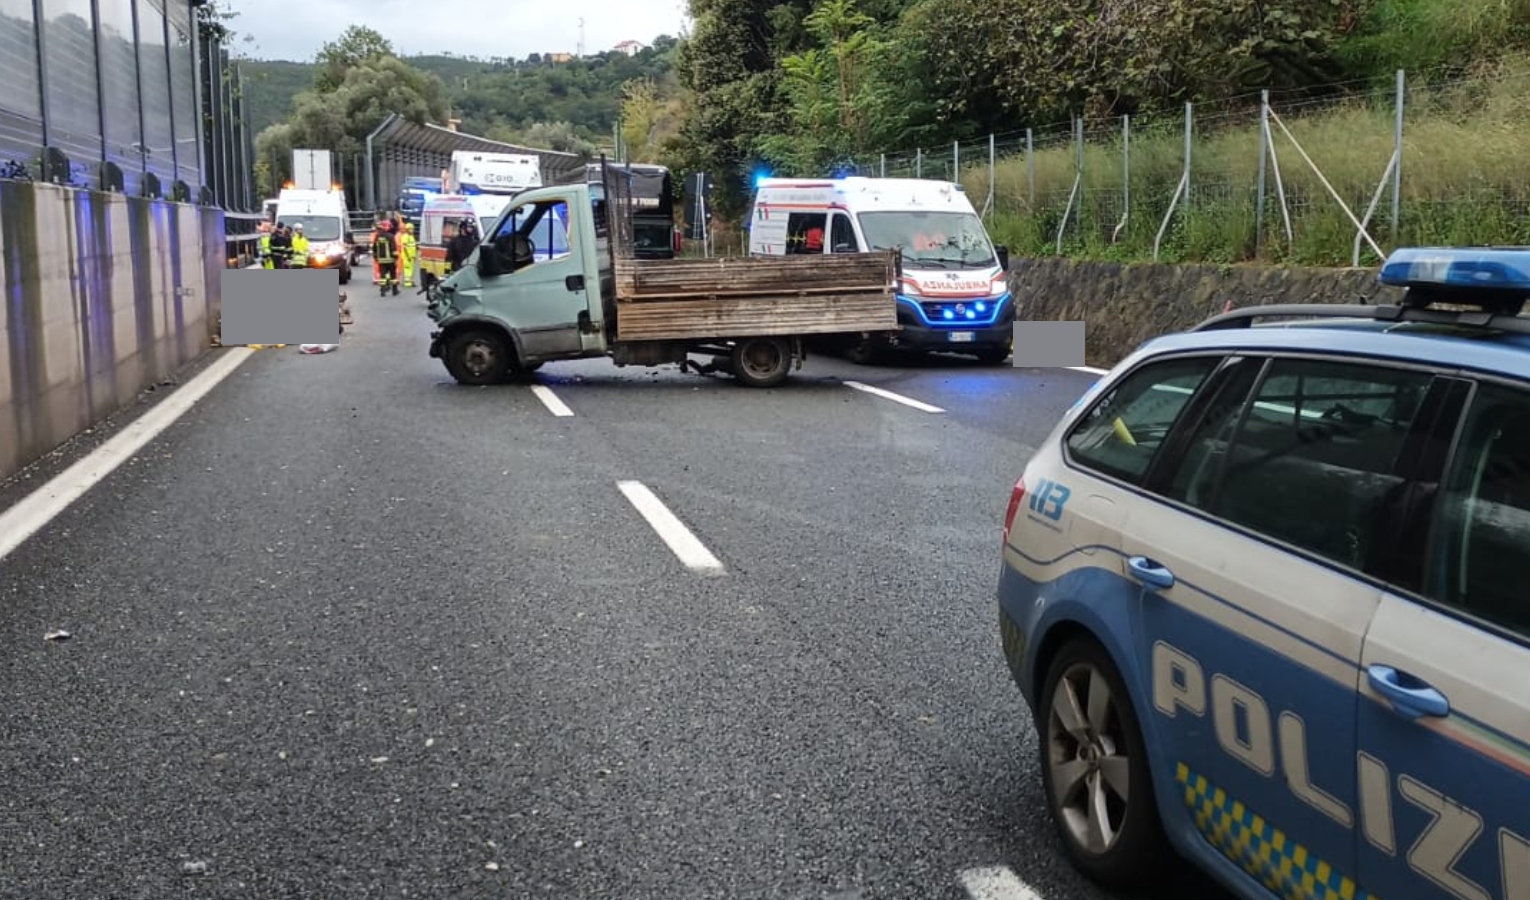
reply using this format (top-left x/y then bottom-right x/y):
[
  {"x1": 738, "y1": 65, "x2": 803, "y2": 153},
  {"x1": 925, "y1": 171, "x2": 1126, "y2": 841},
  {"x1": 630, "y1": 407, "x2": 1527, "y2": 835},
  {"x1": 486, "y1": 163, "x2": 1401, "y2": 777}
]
[
  {"x1": 748, "y1": 177, "x2": 1013, "y2": 364},
  {"x1": 273, "y1": 186, "x2": 353, "y2": 283}
]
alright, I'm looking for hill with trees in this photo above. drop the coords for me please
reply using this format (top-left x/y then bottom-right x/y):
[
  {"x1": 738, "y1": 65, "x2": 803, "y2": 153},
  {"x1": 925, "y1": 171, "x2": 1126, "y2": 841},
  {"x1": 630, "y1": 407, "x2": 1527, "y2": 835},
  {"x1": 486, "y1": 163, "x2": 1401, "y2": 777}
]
[{"x1": 232, "y1": 0, "x2": 1530, "y2": 265}]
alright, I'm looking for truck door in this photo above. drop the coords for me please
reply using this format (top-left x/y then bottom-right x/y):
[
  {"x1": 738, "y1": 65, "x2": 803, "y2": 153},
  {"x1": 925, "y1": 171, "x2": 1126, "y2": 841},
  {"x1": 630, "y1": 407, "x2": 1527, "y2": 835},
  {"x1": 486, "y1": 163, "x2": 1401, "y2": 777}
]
[{"x1": 480, "y1": 191, "x2": 589, "y2": 359}]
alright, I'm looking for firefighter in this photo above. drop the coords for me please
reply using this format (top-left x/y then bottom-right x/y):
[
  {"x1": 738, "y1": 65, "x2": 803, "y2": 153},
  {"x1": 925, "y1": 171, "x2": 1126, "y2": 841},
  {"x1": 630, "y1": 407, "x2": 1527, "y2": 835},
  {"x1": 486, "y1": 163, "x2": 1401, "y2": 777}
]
[
  {"x1": 399, "y1": 222, "x2": 417, "y2": 289},
  {"x1": 258, "y1": 222, "x2": 274, "y2": 268},
  {"x1": 446, "y1": 217, "x2": 479, "y2": 273},
  {"x1": 372, "y1": 219, "x2": 399, "y2": 296},
  {"x1": 270, "y1": 222, "x2": 292, "y2": 268},
  {"x1": 289, "y1": 223, "x2": 310, "y2": 268},
  {"x1": 369, "y1": 216, "x2": 386, "y2": 283}
]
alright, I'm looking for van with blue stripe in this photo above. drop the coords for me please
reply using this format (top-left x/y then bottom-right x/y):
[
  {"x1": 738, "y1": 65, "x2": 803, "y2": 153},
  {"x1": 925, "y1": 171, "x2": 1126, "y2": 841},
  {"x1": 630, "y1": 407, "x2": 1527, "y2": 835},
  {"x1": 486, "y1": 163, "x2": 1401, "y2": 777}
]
[{"x1": 997, "y1": 247, "x2": 1530, "y2": 900}]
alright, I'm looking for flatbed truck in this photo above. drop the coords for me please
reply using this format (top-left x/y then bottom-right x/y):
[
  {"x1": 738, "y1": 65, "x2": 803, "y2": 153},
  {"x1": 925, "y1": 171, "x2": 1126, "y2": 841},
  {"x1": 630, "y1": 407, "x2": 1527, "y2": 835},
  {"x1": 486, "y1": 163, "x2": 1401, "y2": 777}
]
[{"x1": 426, "y1": 162, "x2": 899, "y2": 388}]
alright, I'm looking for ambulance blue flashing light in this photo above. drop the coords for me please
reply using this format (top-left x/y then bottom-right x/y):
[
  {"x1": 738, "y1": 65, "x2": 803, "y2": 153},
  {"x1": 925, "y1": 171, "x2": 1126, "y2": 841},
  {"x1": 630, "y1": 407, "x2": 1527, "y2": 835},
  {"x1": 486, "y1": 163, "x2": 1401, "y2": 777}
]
[{"x1": 1379, "y1": 247, "x2": 1530, "y2": 292}]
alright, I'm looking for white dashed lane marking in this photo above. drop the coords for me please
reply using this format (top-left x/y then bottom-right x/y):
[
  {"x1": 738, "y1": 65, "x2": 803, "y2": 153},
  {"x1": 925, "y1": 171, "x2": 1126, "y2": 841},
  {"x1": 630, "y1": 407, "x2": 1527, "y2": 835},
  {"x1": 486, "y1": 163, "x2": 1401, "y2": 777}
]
[
  {"x1": 616, "y1": 480, "x2": 725, "y2": 576},
  {"x1": 843, "y1": 381, "x2": 946, "y2": 414},
  {"x1": 957, "y1": 865, "x2": 1046, "y2": 900},
  {"x1": 530, "y1": 384, "x2": 575, "y2": 416}
]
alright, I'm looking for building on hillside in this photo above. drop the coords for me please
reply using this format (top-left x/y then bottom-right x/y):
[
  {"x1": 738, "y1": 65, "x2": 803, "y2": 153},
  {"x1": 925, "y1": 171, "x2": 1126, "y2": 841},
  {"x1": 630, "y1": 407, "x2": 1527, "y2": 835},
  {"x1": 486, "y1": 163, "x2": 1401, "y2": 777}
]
[
  {"x1": 0, "y1": 0, "x2": 254, "y2": 209},
  {"x1": 548, "y1": 52, "x2": 573, "y2": 63},
  {"x1": 612, "y1": 40, "x2": 645, "y2": 56}
]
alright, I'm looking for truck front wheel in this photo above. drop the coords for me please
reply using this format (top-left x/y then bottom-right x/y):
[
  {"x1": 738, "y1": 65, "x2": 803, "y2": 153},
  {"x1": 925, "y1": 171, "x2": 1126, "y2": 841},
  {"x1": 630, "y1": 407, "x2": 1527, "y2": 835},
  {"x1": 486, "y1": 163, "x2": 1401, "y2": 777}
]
[
  {"x1": 444, "y1": 328, "x2": 513, "y2": 386},
  {"x1": 731, "y1": 336, "x2": 792, "y2": 388}
]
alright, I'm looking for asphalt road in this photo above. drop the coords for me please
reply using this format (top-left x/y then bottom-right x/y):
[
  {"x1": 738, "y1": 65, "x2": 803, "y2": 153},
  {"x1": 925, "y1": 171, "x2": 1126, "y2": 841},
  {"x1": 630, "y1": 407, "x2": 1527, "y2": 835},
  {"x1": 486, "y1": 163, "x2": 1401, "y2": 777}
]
[{"x1": 0, "y1": 285, "x2": 1232, "y2": 900}]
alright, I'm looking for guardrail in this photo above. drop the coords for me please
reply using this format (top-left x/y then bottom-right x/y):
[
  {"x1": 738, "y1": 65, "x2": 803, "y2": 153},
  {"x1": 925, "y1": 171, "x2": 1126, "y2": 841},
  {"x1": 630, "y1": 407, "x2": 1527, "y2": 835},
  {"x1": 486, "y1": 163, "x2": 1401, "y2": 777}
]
[{"x1": 225, "y1": 212, "x2": 265, "y2": 268}]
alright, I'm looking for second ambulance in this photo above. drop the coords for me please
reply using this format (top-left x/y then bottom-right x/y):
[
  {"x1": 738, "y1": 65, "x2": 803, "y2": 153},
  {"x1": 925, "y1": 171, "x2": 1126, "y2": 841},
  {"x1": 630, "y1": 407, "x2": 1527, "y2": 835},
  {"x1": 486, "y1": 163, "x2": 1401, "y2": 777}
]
[{"x1": 748, "y1": 177, "x2": 1012, "y2": 364}]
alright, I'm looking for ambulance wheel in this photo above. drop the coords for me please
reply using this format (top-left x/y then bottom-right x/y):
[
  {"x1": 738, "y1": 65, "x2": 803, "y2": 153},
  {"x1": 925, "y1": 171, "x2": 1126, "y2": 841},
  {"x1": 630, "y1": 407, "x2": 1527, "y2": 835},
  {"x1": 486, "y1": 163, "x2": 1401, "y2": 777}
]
[
  {"x1": 443, "y1": 328, "x2": 512, "y2": 386},
  {"x1": 1037, "y1": 636, "x2": 1173, "y2": 890},
  {"x1": 730, "y1": 336, "x2": 791, "y2": 388},
  {"x1": 975, "y1": 346, "x2": 1010, "y2": 365}
]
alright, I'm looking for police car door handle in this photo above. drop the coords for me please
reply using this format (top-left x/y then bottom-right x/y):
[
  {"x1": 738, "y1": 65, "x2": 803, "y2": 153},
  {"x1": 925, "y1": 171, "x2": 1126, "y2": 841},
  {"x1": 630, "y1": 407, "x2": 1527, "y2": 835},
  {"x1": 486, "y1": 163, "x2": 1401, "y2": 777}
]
[
  {"x1": 1366, "y1": 664, "x2": 1451, "y2": 721},
  {"x1": 1127, "y1": 556, "x2": 1175, "y2": 590}
]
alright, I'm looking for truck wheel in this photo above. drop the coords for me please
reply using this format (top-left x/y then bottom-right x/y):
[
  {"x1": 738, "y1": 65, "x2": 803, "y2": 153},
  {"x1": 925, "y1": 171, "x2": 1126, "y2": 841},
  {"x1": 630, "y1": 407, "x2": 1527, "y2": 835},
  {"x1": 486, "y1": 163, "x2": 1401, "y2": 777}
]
[
  {"x1": 731, "y1": 337, "x2": 792, "y2": 388},
  {"x1": 444, "y1": 328, "x2": 512, "y2": 386},
  {"x1": 845, "y1": 334, "x2": 883, "y2": 365}
]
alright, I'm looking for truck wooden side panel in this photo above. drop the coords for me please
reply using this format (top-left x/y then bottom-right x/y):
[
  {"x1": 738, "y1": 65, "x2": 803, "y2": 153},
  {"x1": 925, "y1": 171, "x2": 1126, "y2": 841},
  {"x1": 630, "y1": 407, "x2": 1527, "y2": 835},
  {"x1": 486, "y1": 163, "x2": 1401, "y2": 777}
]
[{"x1": 611, "y1": 251, "x2": 898, "y2": 342}]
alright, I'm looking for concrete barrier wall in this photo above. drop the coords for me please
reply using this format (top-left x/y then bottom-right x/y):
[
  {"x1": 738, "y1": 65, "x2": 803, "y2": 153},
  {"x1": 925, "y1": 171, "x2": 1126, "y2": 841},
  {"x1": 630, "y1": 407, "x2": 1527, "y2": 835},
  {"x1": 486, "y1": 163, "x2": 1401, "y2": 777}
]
[
  {"x1": 1008, "y1": 257, "x2": 1407, "y2": 369},
  {"x1": 0, "y1": 180, "x2": 224, "y2": 482}
]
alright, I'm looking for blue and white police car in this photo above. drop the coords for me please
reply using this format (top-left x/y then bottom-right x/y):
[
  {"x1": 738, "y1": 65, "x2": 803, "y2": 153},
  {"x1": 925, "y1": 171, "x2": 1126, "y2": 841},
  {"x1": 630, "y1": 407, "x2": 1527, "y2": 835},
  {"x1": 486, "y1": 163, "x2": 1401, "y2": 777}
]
[{"x1": 997, "y1": 247, "x2": 1530, "y2": 900}]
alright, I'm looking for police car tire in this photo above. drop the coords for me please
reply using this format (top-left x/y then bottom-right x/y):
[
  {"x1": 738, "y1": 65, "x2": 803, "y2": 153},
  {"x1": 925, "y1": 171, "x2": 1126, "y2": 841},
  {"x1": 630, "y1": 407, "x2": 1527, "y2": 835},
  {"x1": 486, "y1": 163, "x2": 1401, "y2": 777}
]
[{"x1": 1037, "y1": 636, "x2": 1174, "y2": 890}]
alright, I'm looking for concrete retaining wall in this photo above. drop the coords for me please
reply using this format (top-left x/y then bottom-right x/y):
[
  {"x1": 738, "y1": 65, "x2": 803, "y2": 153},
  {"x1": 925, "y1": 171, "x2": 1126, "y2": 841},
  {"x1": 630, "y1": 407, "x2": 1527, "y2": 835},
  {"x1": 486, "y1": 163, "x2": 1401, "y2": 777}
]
[
  {"x1": 1, "y1": 180, "x2": 224, "y2": 482},
  {"x1": 1008, "y1": 257, "x2": 1407, "y2": 369}
]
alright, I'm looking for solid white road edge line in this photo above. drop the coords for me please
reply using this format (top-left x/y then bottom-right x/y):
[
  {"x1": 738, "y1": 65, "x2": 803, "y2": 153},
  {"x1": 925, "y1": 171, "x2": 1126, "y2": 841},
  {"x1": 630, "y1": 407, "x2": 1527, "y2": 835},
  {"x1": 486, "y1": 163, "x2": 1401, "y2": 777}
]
[
  {"x1": 529, "y1": 384, "x2": 574, "y2": 417},
  {"x1": 1066, "y1": 365, "x2": 1109, "y2": 375},
  {"x1": 843, "y1": 381, "x2": 946, "y2": 414},
  {"x1": 615, "y1": 480, "x2": 725, "y2": 576},
  {"x1": 0, "y1": 346, "x2": 256, "y2": 563},
  {"x1": 957, "y1": 866, "x2": 1046, "y2": 900}
]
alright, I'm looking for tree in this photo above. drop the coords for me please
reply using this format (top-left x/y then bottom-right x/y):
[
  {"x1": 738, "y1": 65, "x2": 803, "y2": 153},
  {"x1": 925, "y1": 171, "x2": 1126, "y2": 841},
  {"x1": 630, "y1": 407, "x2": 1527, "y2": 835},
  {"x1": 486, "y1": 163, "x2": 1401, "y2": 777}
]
[
  {"x1": 314, "y1": 25, "x2": 394, "y2": 93},
  {"x1": 257, "y1": 55, "x2": 450, "y2": 186}
]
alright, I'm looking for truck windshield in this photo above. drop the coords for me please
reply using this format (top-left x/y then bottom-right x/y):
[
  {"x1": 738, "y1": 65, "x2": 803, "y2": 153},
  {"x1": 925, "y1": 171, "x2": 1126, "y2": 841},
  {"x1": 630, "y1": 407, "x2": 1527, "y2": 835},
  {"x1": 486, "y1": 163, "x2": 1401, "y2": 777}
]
[
  {"x1": 282, "y1": 215, "x2": 342, "y2": 242},
  {"x1": 856, "y1": 211, "x2": 995, "y2": 270}
]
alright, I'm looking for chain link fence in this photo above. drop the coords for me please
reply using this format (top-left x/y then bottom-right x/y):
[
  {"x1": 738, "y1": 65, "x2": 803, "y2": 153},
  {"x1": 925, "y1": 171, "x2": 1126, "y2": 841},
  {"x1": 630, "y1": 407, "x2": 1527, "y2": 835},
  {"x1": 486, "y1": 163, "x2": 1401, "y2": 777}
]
[
  {"x1": 0, "y1": 0, "x2": 254, "y2": 213},
  {"x1": 850, "y1": 66, "x2": 1530, "y2": 267}
]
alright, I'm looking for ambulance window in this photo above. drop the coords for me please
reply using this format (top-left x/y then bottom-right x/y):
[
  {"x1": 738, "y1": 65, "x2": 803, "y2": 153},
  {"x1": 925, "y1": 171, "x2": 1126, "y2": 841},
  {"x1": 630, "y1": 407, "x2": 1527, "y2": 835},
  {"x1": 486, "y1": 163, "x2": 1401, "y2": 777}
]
[
  {"x1": 786, "y1": 212, "x2": 827, "y2": 254},
  {"x1": 830, "y1": 214, "x2": 858, "y2": 252}
]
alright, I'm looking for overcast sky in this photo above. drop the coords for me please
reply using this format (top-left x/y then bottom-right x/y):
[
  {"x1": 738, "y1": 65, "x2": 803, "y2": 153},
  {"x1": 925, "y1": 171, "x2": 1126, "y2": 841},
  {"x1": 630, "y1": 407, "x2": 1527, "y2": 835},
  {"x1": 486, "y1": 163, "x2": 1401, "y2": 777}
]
[{"x1": 227, "y1": 0, "x2": 692, "y2": 62}]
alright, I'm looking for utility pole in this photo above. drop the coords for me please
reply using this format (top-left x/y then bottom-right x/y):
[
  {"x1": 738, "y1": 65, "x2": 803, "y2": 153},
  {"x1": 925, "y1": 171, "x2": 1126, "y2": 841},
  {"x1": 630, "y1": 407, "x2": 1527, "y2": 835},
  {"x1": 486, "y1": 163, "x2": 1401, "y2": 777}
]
[{"x1": 577, "y1": 17, "x2": 585, "y2": 58}]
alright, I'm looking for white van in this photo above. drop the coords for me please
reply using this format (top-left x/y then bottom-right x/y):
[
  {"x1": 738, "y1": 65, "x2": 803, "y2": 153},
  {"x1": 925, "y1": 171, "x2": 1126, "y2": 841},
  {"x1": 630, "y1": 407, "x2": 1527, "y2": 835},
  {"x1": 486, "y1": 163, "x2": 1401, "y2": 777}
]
[
  {"x1": 748, "y1": 177, "x2": 1012, "y2": 364},
  {"x1": 274, "y1": 187, "x2": 353, "y2": 283}
]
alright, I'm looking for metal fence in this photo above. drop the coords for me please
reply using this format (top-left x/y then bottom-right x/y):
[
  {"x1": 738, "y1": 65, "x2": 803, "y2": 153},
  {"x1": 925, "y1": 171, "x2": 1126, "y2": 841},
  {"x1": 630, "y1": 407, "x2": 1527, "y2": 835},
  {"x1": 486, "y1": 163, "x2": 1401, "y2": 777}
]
[
  {"x1": 847, "y1": 66, "x2": 1530, "y2": 267},
  {"x1": 0, "y1": 0, "x2": 253, "y2": 211}
]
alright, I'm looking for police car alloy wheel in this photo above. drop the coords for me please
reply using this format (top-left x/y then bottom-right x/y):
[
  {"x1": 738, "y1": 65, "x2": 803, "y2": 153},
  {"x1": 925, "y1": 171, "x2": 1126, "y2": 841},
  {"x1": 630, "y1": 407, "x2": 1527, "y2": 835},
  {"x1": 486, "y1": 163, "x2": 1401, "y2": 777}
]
[{"x1": 1037, "y1": 637, "x2": 1172, "y2": 889}]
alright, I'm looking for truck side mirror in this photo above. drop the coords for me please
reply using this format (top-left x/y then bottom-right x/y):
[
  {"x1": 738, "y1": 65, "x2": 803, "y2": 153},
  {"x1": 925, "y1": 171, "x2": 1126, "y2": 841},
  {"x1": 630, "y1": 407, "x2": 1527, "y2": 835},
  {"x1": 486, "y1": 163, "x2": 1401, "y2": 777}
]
[
  {"x1": 477, "y1": 243, "x2": 508, "y2": 278},
  {"x1": 994, "y1": 244, "x2": 1011, "y2": 272}
]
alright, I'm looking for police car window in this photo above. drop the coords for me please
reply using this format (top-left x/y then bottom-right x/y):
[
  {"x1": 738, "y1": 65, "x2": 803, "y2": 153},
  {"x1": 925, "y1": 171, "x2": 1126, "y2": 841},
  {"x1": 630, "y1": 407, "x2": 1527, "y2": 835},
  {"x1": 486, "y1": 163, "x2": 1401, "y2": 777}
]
[
  {"x1": 1065, "y1": 356, "x2": 1221, "y2": 484},
  {"x1": 1428, "y1": 383, "x2": 1530, "y2": 638},
  {"x1": 1180, "y1": 358, "x2": 1433, "y2": 572}
]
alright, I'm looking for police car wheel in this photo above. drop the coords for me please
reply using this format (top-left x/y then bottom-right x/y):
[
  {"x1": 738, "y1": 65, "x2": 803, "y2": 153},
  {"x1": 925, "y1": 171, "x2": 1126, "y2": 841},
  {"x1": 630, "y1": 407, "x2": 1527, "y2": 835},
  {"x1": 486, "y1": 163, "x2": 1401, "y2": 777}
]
[
  {"x1": 1037, "y1": 637, "x2": 1173, "y2": 889},
  {"x1": 443, "y1": 329, "x2": 512, "y2": 386}
]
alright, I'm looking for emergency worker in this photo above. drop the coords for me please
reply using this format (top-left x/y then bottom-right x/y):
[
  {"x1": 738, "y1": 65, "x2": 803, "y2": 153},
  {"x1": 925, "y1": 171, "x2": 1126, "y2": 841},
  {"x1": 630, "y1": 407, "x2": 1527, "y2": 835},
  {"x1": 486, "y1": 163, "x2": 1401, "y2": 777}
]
[
  {"x1": 289, "y1": 223, "x2": 310, "y2": 268},
  {"x1": 446, "y1": 217, "x2": 479, "y2": 273},
  {"x1": 258, "y1": 222, "x2": 274, "y2": 268},
  {"x1": 372, "y1": 220, "x2": 400, "y2": 296},
  {"x1": 399, "y1": 222, "x2": 417, "y2": 289},
  {"x1": 270, "y1": 222, "x2": 292, "y2": 268}
]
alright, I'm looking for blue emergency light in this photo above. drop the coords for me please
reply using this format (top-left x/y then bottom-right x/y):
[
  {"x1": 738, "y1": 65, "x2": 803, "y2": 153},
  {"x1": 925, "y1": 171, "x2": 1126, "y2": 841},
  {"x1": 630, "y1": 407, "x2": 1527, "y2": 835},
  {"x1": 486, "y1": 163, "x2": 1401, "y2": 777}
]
[{"x1": 1379, "y1": 247, "x2": 1530, "y2": 292}]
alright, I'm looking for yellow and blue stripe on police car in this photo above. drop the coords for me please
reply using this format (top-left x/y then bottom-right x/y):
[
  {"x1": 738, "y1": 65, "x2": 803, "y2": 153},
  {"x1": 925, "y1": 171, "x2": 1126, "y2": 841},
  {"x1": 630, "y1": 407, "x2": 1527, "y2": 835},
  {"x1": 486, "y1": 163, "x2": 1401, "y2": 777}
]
[{"x1": 1178, "y1": 762, "x2": 1378, "y2": 900}]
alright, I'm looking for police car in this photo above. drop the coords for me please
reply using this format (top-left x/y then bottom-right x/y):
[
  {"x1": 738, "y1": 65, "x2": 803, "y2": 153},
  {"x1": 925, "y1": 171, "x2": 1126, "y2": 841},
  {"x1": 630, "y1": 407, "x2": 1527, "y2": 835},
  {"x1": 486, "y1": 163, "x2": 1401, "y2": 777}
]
[{"x1": 996, "y1": 247, "x2": 1530, "y2": 900}]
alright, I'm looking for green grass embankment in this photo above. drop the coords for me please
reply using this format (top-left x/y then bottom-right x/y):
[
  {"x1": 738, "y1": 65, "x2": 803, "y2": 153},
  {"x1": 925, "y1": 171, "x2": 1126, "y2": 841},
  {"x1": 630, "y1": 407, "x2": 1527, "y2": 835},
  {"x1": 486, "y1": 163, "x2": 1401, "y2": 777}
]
[{"x1": 960, "y1": 56, "x2": 1530, "y2": 267}]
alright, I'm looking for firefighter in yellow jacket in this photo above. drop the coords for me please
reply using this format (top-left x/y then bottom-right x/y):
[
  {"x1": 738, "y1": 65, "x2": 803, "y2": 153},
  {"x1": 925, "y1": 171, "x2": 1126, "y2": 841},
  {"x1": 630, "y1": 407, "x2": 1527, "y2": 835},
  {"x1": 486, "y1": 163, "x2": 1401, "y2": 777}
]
[{"x1": 398, "y1": 222, "x2": 417, "y2": 289}]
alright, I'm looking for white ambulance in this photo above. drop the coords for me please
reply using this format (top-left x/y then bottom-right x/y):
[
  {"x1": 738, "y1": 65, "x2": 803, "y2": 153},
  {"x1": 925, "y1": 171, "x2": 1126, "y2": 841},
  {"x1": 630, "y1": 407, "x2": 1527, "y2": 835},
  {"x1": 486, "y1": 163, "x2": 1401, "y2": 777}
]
[{"x1": 747, "y1": 177, "x2": 1012, "y2": 364}]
